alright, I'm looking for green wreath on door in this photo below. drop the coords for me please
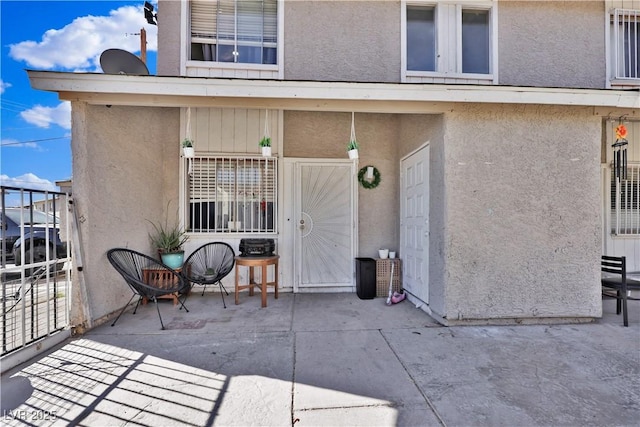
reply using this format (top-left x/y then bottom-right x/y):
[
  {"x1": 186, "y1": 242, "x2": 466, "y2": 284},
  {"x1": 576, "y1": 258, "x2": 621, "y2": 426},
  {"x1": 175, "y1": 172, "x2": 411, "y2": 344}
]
[{"x1": 357, "y1": 165, "x2": 381, "y2": 189}]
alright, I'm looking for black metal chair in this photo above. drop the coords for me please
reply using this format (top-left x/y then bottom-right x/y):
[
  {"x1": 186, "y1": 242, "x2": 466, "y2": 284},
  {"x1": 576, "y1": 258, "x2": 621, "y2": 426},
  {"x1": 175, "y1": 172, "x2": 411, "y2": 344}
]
[
  {"x1": 182, "y1": 242, "x2": 235, "y2": 308},
  {"x1": 602, "y1": 255, "x2": 640, "y2": 327},
  {"x1": 107, "y1": 248, "x2": 189, "y2": 330}
]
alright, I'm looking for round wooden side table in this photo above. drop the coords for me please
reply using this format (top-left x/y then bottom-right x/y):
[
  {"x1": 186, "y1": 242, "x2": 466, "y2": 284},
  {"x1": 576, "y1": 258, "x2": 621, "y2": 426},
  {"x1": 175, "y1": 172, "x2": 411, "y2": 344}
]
[{"x1": 234, "y1": 255, "x2": 279, "y2": 307}]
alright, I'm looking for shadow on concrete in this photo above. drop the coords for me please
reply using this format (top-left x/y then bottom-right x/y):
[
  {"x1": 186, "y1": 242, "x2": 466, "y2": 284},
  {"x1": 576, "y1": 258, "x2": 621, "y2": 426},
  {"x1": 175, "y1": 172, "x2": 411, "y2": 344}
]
[{"x1": 1, "y1": 293, "x2": 638, "y2": 426}]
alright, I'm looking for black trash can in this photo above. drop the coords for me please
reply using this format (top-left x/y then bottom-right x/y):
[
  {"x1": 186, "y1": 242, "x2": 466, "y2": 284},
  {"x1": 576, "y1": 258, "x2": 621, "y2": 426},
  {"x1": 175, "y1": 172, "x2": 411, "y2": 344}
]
[{"x1": 355, "y1": 257, "x2": 376, "y2": 299}]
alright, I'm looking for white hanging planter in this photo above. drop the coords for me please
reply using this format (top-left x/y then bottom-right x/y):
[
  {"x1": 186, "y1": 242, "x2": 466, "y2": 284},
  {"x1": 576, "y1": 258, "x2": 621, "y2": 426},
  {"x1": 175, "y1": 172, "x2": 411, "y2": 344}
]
[
  {"x1": 347, "y1": 112, "x2": 360, "y2": 160},
  {"x1": 259, "y1": 110, "x2": 272, "y2": 157},
  {"x1": 183, "y1": 146, "x2": 195, "y2": 158},
  {"x1": 182, "y1": 108, "x2": 195, "y2": 158}
]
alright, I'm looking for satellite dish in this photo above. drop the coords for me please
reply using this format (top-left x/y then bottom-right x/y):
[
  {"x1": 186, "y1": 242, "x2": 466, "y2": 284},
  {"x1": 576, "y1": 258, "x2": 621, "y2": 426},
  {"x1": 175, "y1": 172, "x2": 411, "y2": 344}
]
[{"x1": 100, "y1": 49, "x2": 149, "y2": 75}]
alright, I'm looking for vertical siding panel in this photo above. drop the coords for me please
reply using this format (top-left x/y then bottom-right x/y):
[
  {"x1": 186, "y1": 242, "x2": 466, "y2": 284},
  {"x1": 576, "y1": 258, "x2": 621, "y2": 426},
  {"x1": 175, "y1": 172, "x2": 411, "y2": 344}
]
[
  {"x1": 607, "y1": 0, "x2": 640, "y2": 9},
  {"x1": 271, "y1": 109, "x2": 280, "y2": 155},
  {"x1": 187, "y1": 108, "x2": 284, "y2": 155},
  {"x1": 221, "y1": 109, "x2": 235, "y2": 153},
  {"x1": 194, "y1": 107, "x2": 208, "y2": 151},
  {"x1": 232, "y1": 109, "x2": 248, "y2": 153},
  {"x1": 209, "y1": 108, "x2": 223, "y2": 152},
  {"x1": 180, "y1": 108, "x2": 186, "y2": 141},
  {"x1": 247, "y1": 109, "x2": 261, "y2": 154},
  {"x1": 271, "y1": 110, "x2": 282, "y2": 155}
]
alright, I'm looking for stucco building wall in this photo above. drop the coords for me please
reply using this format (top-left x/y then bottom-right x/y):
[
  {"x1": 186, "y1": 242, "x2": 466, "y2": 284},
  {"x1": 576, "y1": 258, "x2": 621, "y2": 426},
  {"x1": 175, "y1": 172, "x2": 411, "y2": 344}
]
[
  {"x1": 498, "y1": 1, "x2": 606, "y2": 89},
  {"x1": 441, "y1": 104, "x2": 602, "y2": 322},
  {"x1": 71, "y1": 104, "x2": 179, "y2": 327},
  {"x1": 156, "y1": 0, "x2": 181, "y2": 76},
  {"x1": 284, "y1": 1, "x2": 401, "y2": 82}
]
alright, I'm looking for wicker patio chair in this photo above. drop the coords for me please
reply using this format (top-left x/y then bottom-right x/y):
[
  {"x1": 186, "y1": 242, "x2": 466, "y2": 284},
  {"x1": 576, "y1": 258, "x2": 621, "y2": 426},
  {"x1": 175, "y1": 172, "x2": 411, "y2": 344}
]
[
  {"x1": 182, "y1": 242, "x2": 235, "y2": 308},
  {"x1": 107, "y1": 248, "x2": 189, "y2": 330}
]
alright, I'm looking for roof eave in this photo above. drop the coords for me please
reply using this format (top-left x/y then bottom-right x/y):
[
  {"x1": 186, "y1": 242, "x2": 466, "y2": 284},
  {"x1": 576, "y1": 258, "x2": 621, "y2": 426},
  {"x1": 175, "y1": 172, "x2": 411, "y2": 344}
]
[{"x1": 27, "y1": 70, "x2": 640, "y2": 113}]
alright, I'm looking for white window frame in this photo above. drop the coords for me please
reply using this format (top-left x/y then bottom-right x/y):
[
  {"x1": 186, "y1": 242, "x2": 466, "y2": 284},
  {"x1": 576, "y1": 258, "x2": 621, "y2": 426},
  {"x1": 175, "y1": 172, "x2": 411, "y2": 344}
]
[
  {"x1": 606, "y1": 8, "x2": 640, "y2": 88},
  {"x1": 183, "y1": 0, "x2": 284, "y2": 78},
  {"x1": 185, "y1": 155, "x2": 278, "y2": 235},
  {"x1": 401, "y1": 0, "x2": 498, "y2": 84}
]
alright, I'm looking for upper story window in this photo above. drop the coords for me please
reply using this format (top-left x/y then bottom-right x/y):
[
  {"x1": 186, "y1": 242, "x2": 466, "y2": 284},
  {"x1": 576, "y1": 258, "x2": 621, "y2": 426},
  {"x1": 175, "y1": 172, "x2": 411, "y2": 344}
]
[
  {"x1": 609, "y1": 9, "x2": 639, "y2": 85},
  {"x1": 190, "y1": 0, "x2": 277, "y2": 65},
  {"x1": 403, "y1": 1, "x2": 496, "y2": 84}
]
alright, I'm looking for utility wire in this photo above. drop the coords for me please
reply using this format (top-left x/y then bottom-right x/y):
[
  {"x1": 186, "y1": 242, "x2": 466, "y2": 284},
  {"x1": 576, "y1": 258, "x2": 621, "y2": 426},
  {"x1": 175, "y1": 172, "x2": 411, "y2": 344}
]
[{"x1": 0, "y1": 136, "x2": 69, "y2": 147}]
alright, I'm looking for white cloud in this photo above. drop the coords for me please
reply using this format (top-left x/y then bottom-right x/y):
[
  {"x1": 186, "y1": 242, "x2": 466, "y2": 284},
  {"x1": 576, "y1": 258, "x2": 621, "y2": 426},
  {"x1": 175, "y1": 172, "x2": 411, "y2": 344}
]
[
  {"x1": 0, "y1": 174, "x2": 60, "y2": 207},
  {"x1": 0, "y1": 173, "x2": 58, "y2": 192},
  {"x1": 20, "y1": 102, "x2": 71, "y2": 130},
  {"x1": 8, "y1": 5, "x2": 157, "y2": 71},
  {"x1": 0, "y1": 79, "x2": 11, "y2": 94}
]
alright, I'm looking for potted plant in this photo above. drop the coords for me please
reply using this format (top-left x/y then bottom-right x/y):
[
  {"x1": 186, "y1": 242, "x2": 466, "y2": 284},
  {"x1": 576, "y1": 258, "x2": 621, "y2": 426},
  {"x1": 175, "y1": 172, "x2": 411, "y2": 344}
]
[
  {"x1": 182, "y1": 138, "x2": 195, "y2": 158},
  {"x1": 148, "y1": 216, "x2": 189, "y2": 269},
  {"x1": 259, "y1": 136, "x2": 272, "y2": 157},
  {"x1": 347, "y1": 140, "x2": 359, "y2": 159}
]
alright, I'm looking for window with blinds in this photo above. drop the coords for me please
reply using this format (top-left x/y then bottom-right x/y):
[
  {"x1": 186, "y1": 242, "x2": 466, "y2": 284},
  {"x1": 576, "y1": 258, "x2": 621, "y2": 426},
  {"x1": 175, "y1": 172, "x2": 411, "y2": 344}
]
[
  {"x1": 188, "y1": 156, "x2": 277, "y2": 233},
  {"x1": 611, "y1": 9, "x2": 639, "y2": 80},
  {"x1": 190, "y1": 0, "x2": 277, "y2": 64},
  {"x1": 610, "y1": 163, "x2": 640, "y2": 235}
]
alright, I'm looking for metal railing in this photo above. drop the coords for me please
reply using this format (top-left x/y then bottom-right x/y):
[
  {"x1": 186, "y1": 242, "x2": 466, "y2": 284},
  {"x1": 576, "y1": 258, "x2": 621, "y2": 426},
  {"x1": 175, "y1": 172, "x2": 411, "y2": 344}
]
[{"x1": 1, "y1": 186, "x2": 72, "y2": 357}]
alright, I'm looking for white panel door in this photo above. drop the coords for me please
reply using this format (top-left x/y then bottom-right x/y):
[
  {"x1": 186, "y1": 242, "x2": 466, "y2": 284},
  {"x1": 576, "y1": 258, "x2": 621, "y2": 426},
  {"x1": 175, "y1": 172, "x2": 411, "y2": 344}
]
[
  {"x1": 400, "y1": 145, "x2": 430, "y2": 304},
  {"x1": 295, "y1": 162, "x2": 355, "y2": 290}
]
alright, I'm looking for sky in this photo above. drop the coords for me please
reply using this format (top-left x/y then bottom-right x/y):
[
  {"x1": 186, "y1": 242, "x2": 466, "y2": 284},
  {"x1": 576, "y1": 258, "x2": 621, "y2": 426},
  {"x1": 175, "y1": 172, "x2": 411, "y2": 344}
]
[{"x1": 1, "y1": 0, "x2": 158, "y2": 198}]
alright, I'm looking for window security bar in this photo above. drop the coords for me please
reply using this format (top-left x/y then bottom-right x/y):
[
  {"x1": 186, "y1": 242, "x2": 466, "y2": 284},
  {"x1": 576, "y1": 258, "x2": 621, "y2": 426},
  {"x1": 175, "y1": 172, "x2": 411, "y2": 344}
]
[
  {"x1": 611, "y1": 163, "x2": 640, "y2": 235},
  {"x1": 188, "y1": 156, "x2": 277, "y2": 234},
  {"x1": 613, "y1": 9, "x2": 640, "y2": 80}
]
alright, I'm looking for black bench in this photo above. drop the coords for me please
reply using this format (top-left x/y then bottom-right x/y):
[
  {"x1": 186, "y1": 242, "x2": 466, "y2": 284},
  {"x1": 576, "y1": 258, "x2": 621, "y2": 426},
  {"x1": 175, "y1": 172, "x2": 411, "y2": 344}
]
[{"x1": 601, "y1": 255, "x2": 640, "y2": 327}]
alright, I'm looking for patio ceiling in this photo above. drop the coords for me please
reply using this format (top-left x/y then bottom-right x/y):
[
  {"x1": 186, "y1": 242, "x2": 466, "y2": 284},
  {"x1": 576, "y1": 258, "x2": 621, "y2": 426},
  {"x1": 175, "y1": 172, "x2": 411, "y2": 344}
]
[{"x1": 27, "y1": 70, "x2": 640, "y2": 115}]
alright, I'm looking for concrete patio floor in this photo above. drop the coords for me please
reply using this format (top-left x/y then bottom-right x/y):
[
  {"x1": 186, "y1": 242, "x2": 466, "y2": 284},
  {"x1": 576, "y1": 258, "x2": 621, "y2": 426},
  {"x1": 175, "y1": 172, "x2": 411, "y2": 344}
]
[{"x1": 1, "y1": 292, "x2": 639, "y2": 426}]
